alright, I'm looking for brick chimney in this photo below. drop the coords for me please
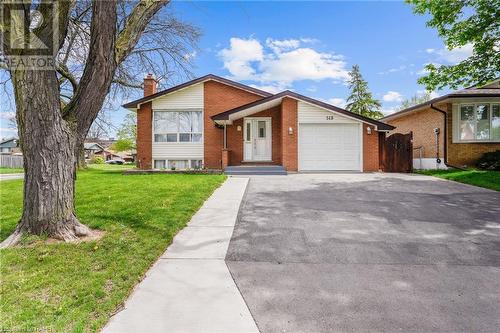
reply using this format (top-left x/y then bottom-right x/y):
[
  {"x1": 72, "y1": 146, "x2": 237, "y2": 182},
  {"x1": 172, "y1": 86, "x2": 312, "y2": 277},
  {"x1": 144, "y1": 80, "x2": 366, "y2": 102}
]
[{"x1": 143, "y1": 74, "x2": 157, "y2": 97}]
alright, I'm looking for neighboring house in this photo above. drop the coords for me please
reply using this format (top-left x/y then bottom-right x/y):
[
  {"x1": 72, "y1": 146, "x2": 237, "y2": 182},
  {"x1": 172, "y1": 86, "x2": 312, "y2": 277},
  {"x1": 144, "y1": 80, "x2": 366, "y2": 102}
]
[
  {"x1": 84, "y1": 142, "x2": 105, "y2": 159},
  {"x1": 0, "y1": 138, "x2": 21, "y2": 154},
  {"x1": 383, "y1": 79, "x2": 500, "y2": 169},
  {"x1": 123, "y1": 74, "x2": 394, "y2": 172},
  {"x1": 84, "y1": 142, "x2": 124, "y2": 161}
]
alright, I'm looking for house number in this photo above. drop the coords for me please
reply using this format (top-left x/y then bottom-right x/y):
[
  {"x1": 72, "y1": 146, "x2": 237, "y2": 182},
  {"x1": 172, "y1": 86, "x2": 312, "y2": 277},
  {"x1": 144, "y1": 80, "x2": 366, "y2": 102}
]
[{"x1": 326, "y1": 116, "x2": 335, "y2": 120}]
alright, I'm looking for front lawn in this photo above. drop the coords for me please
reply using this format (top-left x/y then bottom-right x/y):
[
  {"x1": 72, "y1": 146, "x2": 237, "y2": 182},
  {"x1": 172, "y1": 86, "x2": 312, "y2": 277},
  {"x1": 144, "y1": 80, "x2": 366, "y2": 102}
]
[
  {"x1": 0, "y1": 167, "x2": 24, "y2": 174},
  {"x1": 417, "y1": 169, "x2": 500, "y2": 191},
  {"x1": 0, "y1": 166, "x2": 225, "y2": 332}
]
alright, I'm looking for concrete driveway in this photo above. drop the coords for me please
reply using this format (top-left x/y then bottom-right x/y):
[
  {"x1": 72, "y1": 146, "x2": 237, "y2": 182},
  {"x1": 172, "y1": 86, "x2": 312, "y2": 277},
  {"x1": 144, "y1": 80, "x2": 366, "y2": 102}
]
[{"x1": 226, "y1": 173, "x2": 500, "y2": 333}]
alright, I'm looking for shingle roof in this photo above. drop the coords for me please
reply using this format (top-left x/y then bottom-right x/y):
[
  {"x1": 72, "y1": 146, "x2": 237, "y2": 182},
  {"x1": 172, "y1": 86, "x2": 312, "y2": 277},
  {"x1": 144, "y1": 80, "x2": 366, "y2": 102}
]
[
  {"x1": 382, "y1": 86, "x2": 500, "y2": 121},
  {"x1": 122, "y1": 74, "x2": 272, "y2": 109},
  {"x1": 212, "y1": 90, "x2": 395, "y2": 131}
]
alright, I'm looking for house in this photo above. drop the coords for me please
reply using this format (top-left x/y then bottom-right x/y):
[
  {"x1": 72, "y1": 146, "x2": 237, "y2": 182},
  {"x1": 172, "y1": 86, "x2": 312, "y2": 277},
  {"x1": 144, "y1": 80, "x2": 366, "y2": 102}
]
[
  {"x1": 84, "y1": 142, "x2": 105, "y2": 159},
  {"x1": 123, "y1": 74, "x2": 394, "y2": 172},
  {"x1": 0, "y1": 138, "x2": 21, "y2": 154},
  {"x1": 383, "y1": 79, "x2": 500, "y2": 169},
  {"x1": 84, "y1": 142, "x2": 125, "y2": 162}
]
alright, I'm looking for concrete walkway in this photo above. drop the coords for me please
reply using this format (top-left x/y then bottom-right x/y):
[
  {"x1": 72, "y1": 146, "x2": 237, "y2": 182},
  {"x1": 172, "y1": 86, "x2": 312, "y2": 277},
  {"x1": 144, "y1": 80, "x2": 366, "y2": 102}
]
[
  {"x1": 0, "y1": 173, "x2": 23, "y2": 181},
  {"x1": 102, "y1": 177, "x2": 258, "y2": 333}
]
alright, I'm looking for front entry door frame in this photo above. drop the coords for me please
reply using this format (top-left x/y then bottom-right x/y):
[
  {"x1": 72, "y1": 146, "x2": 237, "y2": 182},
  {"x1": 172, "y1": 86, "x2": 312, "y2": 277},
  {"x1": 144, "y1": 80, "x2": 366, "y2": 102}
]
[{"x1": 243, "y1": 117, "x2": 272, "y2": 161}]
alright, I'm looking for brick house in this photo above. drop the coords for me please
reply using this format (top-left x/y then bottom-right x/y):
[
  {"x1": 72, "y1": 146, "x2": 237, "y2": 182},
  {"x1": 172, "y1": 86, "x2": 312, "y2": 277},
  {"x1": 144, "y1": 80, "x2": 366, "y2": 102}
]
[
  {"x1": 123, "y1": 74, "x2": 394, "y2": 172},
  {"x1": 383, "y1": 80, "x2": 500, "y2": 169}
]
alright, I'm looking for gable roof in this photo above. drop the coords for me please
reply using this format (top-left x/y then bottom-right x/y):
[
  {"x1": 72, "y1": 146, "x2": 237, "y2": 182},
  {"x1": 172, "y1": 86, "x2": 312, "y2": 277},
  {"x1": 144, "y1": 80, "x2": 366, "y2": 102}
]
[
  {"x1": 382, "y1": 84, "x2": 500, "y2": 121},
  {"x1": 212, "y1": 90, "x2": 394, "y2": 131},
  {"x1": 0, "y1": 138, "x2": 19, "y2": 148},
  {"x1": 84, "y1": 142, "x2": 105, "y2": 151},
  {"x1": 122, "y1": 74, "x2": 272, "y2": 109}
]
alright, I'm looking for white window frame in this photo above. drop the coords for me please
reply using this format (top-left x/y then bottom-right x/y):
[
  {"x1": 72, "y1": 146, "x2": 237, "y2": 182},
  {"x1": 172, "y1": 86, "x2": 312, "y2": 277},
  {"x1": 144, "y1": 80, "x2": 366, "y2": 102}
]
[
  {"x1": 455, "y1": 102, "x2": 500, "y2": 143},
  {"x1": 153, "y1": 109, "x2": 203, "y2": 144},
  {"x1": 153, "y1": 159, "x2": 204, "y2": 170}
]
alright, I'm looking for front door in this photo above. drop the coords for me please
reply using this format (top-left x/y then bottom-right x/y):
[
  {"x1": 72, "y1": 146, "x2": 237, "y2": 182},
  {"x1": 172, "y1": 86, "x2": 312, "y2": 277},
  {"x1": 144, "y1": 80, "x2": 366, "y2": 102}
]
[{"x1": 244, "y1": 118, "x2": 272, "y2": 161}]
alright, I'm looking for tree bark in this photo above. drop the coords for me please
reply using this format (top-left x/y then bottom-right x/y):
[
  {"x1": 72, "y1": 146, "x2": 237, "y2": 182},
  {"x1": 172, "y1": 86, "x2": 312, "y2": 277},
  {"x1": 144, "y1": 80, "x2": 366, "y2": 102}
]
[{"x1": 1, "y1": 70, "x2": 91, "y2": 248}]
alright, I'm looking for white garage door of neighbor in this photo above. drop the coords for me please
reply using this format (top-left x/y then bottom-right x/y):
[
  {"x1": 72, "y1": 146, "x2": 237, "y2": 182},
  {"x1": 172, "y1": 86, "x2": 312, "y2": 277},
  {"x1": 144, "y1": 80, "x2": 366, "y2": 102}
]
[{"x1": 299, "y1": 123, "x2": 361, "y2": 171}]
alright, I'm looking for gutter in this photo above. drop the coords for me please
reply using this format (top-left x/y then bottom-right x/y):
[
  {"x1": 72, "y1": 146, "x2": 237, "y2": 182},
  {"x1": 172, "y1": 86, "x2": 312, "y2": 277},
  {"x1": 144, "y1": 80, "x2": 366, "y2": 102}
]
[{"x1": 429, "y1": 104, "x2": 464, "y2": 170}]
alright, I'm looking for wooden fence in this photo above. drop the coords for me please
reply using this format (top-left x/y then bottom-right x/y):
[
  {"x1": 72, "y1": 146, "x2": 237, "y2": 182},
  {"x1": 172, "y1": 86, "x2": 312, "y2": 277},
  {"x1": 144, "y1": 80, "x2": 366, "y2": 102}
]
[{"x1": 0, "y1": 154, "x2": 24, "y2": 168}]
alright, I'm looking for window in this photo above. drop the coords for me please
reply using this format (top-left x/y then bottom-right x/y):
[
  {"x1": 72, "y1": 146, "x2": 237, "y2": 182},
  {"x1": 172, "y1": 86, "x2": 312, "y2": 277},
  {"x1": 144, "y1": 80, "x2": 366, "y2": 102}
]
[
  {"x1": 154, "y1": 159, "x2": 203, "y2": 170},
  {"x1": 154, "y1": 160, "x2": 166, "y2": 169},
  {"x1": 246, "y1": 122, "x2": 251, "y2": 141},
  {"x1": 458, "y1": 103, "x2": 500, "y2": 142},
  {"x1": 154, "y1": 111, "x2": 202, "y2": 143},
  {"x1": 258, "y1": 121, "x2": 266, "y2": 138}
]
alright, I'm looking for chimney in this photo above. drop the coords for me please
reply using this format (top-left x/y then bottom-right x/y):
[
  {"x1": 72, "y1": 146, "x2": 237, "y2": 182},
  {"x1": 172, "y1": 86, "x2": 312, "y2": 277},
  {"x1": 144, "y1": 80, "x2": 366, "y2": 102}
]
[{"x1": 143, "y1": 74, "x2": 157, "y2": 97}]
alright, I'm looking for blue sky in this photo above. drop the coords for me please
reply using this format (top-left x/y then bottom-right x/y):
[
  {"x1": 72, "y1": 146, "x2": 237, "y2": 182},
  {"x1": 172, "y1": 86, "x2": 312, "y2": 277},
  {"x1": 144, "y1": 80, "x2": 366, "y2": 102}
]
[{"x1": 1, "y1": 1, "x2": 473, "y2": 139}]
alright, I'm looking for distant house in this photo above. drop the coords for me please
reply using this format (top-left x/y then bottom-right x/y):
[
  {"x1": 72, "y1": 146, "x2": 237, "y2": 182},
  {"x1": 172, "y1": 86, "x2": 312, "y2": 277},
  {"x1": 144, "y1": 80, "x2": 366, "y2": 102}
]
[
  {"x1": 84, "y1": 142, "x2": 105, "y2": 160},
  {"x1": 0, "y1": 138, "x2": 21, "y2": 154}
]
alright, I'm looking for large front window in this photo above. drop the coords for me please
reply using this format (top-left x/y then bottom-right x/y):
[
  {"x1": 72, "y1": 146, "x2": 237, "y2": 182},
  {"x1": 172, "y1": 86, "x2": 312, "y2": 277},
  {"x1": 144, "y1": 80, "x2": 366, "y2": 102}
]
[
  {"x1": 154, "y1": 111, "x2": 202, "y2": 143},
  {"x1": 458, "y1": 103, "x2": 500, "y2": 142}
]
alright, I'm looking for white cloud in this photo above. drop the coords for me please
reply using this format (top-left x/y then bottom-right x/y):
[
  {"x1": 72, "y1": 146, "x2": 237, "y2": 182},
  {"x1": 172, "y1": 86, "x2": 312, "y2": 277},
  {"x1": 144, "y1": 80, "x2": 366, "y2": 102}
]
[
  {"x1": 249, "y1": 83, "x2": 287, "y2": 94},
  {"x1": 328, "y1": 98, "x2": 346, "y2": 108},
  {"x1": 382, "y1": 107, "x2": 398, "y2": 116},
  {"x1": 383, "y1": 91, "x2": 403, "y2": 102},
  {"x1": 378, "y1": 65, "x2": 407, "y2": 75},
  {"x1": 219, "y1": 37, "x2": 349, "y2": 90},
  {"x1": 416, "y1": 89, "x2": 440, "y2": 99},
  {"x1": 219, "y1": 38, "x2": 264, "y2": 80},
  {"x1": 425, "y1": 43, "x2": 473, "y2": 64},
  {"x1": 0, "y1": 112, "x2": 15, "y2": 120}
]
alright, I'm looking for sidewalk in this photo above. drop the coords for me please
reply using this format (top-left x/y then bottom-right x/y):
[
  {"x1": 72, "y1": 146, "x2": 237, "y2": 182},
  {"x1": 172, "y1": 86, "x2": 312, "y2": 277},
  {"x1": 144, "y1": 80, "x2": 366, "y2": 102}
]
[
  {"x1": 102, "y1": 177, "x2": 258, "y2": 333},
  {"x1": 0, "y1": 173, "x2": 23, "y2": 181}
]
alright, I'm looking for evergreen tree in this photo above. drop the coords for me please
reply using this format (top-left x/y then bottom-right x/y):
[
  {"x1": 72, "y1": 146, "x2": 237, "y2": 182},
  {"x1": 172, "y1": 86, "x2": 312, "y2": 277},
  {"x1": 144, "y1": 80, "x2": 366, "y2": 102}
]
[{"x1": 345, "y1": 65, "x2": 383, "y2": 119}]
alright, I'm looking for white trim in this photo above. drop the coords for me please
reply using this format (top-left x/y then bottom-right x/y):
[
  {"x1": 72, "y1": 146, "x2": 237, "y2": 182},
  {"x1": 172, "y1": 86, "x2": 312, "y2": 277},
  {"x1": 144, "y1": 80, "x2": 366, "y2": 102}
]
[
  {"x1": 453, "y1": 102, "x2": 500, "y2": 143},
  {"x1": 359, "y1": 123, "x2": 364, "y2": 172}
]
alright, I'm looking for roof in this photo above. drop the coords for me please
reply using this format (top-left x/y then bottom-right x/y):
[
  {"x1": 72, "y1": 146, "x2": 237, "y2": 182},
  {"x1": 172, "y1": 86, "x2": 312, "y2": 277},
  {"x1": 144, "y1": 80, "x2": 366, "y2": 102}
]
[
  {"x1": 0, "y1": 138, "x2": 19, "y2": 148},
  {"x1": 84, "y1": 142, "x2": 104, "y2": 151},
  {"x1": 382, "y1": 84, "x2": 500, "y2": 121},
  {"x1": 122, "y1": 74, "x2": 272, "y2": 109},
  {"x1": 212, "y1": 90, "x2": 395, "y2": 131}
]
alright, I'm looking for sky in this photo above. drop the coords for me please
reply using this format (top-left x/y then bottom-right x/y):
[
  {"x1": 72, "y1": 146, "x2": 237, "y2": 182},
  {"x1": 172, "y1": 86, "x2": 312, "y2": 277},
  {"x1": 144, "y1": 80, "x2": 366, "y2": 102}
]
[{"x1": 1, "y1": 1, "x2": 472, "y2": 139}]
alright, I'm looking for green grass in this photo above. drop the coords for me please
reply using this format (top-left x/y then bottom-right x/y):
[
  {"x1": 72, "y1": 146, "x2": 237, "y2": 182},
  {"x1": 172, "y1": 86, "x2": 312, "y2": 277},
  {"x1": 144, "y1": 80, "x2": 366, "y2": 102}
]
[
  {"x1": 0, "y1": 167, "x2": 24, "y2": 174},
  {"x1": 416, "y1": 169, "x2": 500, "y2": 191},
  {"x1": 0, "y1": 166, "x2": 226, "y2": 332}
]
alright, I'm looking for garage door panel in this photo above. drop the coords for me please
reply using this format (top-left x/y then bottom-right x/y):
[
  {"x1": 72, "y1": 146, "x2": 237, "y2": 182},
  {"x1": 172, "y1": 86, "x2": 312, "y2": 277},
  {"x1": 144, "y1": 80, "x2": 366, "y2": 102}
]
[{"x1": 299, "y1": 123, "x2": 361, "y2": 171}]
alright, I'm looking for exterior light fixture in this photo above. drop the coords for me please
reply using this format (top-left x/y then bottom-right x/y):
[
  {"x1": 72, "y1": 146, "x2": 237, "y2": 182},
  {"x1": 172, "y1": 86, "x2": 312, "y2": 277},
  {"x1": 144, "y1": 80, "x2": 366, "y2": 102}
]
[
  {"x1": 288, "y1": 126, "x2": 293, "y2": 135},
  {"x1": 366, "y1": 126, "x2": 372, "y2": 135},
  {"x1": 237, "y1": 125, "x2": 241, "y2": 131}
]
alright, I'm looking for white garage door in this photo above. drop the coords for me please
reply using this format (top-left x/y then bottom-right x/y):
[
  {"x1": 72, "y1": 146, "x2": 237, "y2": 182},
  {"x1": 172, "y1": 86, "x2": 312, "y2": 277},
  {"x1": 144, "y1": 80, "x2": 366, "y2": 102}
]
[{"x1": 299, "y1": 123, "x2": 361, "y2": 171}]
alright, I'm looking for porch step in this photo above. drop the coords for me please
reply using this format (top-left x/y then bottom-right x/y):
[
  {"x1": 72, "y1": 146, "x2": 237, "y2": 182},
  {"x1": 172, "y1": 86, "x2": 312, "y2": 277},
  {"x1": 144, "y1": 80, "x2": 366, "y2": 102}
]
[{"x1": 224, "y1": 165, "x2": 287, "y2": 176}]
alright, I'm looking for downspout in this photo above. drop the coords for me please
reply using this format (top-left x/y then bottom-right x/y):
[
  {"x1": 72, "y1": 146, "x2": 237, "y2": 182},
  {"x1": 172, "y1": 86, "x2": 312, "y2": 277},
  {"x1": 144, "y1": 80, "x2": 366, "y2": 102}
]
[{"x1": 430, "y1": 104, "x2": 463, "y2": 170}]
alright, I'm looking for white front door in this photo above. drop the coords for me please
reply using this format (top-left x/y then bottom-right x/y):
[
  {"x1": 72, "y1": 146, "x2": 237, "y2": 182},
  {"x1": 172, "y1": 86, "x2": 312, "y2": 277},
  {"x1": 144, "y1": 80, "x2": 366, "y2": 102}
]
[{"x1": 244, "y1": 118, "x2": 272, "y2": 161}]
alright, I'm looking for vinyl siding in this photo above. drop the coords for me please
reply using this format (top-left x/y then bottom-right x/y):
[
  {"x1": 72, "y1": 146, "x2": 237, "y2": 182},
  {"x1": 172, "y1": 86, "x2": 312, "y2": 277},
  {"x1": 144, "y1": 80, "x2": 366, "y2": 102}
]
[
  {"x1": 152, "y1": 83, "x2": 203, "y2": 109},
  {"x1": 298, "y1": 101, "x2": 357, "y2": 124},
  {"x1": 152, "y1": 83, "x2": 204, "y2": 160}
]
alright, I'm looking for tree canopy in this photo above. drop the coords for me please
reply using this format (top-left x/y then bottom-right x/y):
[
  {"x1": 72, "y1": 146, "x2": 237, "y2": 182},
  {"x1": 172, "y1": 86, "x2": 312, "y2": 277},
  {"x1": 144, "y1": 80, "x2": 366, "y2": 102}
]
[{"x1": 407, "y1": 0, "x2": 500, "y2": 90}]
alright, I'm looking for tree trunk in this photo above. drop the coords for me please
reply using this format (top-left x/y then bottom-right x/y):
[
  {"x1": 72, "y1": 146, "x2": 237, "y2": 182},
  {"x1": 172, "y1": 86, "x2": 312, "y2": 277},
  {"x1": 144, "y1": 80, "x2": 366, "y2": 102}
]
[
  {"x1": 0, "y1": 71, "x2": 91, "y2": 248},
  {"x1": 76, "y1": 143, "x2": 87, "y2": 169}
]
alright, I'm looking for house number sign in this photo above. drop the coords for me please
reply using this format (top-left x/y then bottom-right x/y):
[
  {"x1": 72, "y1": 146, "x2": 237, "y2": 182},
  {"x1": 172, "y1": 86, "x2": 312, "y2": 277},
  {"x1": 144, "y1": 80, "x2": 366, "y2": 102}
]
[{"x1": 326, "y1": 115, "x2": 335, "y2": 120}]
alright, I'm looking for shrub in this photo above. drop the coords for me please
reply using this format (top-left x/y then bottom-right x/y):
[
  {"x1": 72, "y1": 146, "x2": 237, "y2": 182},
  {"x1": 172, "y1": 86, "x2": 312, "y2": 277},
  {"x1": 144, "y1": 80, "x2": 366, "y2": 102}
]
[
  {"x1": 476, "y1": 150, "x2": 500, "y2": 171},
  {"x1": 92, "y1": 156, "x2": 104, "y2": 164}
]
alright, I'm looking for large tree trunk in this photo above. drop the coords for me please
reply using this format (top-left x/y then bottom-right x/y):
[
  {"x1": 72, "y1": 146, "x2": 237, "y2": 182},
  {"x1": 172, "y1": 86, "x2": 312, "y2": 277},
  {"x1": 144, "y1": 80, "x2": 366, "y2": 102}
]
[{"x1": 0, "y1": 71, "x2": 91, "y2": 248}]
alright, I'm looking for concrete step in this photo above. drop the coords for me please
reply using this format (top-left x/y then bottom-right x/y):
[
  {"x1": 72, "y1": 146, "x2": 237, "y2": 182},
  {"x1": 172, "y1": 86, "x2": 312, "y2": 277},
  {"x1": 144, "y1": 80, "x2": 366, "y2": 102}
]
[{"x1": 224, "y1": 165, "x2": 287, "y2": 175}]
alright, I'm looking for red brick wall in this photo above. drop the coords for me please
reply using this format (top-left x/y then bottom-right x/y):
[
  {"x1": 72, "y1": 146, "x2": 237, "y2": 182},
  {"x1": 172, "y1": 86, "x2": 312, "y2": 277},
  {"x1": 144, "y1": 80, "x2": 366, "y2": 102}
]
[
  {"x1": 281, "y1": 97, "x2": 298, "y2": 171},
  {"x1": 386, "y1": 106, "x2": 445, "y2": 159},
  {"x1": 363, "y1": 124, "x2": 380, "y2": 172},
  {"x1": 136, "y1": 102, "x2": 152, "y2": 169},
  {"x1": 203, "y1": 81, "x2": 265, "y2": 169},
  {"x1": 225, "y1": 106, "x2": 282, "y2": 166}
]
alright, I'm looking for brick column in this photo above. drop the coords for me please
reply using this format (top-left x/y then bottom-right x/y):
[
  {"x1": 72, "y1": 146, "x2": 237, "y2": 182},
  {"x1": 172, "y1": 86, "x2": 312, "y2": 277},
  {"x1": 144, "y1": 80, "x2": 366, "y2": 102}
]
[
  {"x1": 221, "y1": 149, "x2": 230, "y2": 169},
  {"x1": 137, "y1": 102, "x2": 152, "y2": 169},
  {"x1": 281, "y1": 97, "x2": 298, "y2": 171}
]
